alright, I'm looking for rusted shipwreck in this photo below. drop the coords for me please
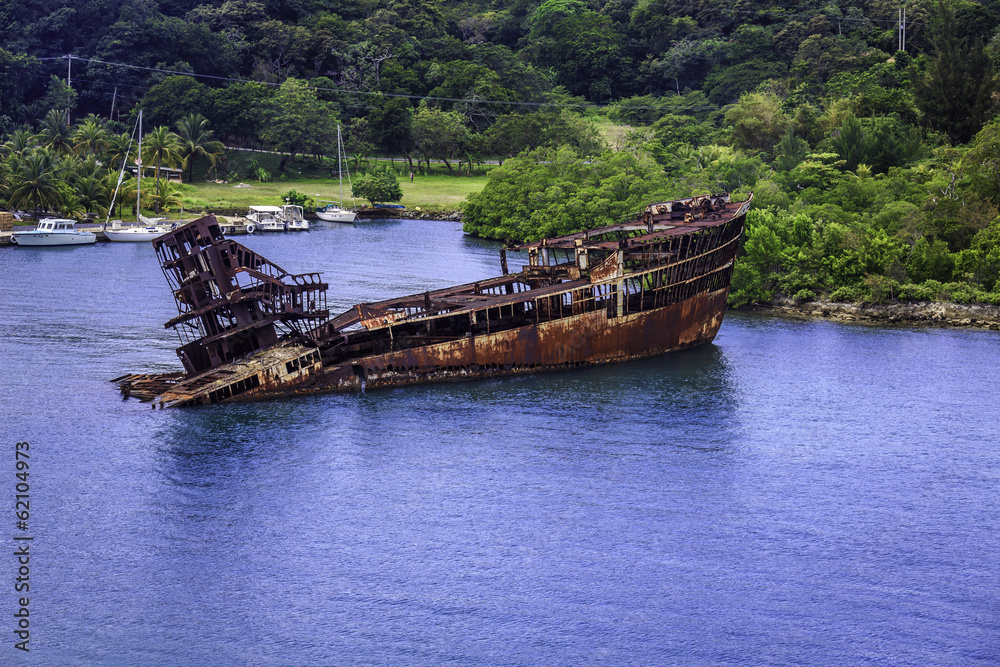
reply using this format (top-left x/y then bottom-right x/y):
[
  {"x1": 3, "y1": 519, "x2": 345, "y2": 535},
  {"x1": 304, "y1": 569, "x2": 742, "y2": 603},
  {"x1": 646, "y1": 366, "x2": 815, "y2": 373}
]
[{"x1": 113, "y1": 192, "x2": 752, "y2": 408}]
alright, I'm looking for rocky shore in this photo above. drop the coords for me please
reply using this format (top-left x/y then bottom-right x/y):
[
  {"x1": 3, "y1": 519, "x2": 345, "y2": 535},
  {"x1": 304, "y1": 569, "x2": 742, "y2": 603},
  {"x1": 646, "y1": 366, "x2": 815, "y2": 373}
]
[
  {"x1": 741, "y1": 297, "x2": 1000, "y2": 330},
  {"x1": 357, "y1": 208, "x2": 462, "y2": 221}
]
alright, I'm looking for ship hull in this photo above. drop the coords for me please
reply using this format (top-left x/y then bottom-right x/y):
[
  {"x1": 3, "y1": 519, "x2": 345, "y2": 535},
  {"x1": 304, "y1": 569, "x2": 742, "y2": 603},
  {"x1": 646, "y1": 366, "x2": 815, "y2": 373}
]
[
  {"x1": 176, "y1": 285, "x2": 730, "y2": 405},
  {"x1": 340, "y1": 285, "x2": 728, "y2": 392},
  {"x1": 115, "y1": 192, "x2": 750, "y2": 408}
]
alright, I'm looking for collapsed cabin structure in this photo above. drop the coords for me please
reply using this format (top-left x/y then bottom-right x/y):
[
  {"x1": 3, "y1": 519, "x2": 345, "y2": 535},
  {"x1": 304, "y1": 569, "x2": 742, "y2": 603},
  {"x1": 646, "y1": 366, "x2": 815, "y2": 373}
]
[{"x1": 113, "y1": 192, "x2": 752, "y2": 407}]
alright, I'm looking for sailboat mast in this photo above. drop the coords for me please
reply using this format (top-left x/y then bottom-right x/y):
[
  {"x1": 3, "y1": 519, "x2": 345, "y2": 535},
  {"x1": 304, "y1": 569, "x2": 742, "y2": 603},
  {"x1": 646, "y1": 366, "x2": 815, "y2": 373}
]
[
  {"x1": 337, "y1": 124, "x2": 343, "y2": 206},
  {"x1": 137, "y1": 110, "x2": 142, "y2": 221}
]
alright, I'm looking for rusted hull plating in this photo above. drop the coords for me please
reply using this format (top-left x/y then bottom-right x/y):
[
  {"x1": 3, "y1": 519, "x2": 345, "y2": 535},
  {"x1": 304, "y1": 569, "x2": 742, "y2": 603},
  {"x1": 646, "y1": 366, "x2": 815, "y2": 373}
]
[
  {"x1": 175, "y1": 287, "x2": 727, "y2": 405},
  {"x1": 115, "y1": 193, "x2": 751, "y2": 407}
]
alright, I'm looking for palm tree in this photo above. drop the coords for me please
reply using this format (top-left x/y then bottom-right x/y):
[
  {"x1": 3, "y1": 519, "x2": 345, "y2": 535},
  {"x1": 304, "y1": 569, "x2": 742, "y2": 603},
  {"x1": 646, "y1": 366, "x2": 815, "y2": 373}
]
[
  {"x1": 6, "y1": 148, "x2": 65, "y2": 219},
  {"x1": 73, "y1": 173, "x2": 112, "y2": 218},
  {"x1": 16, "y1": 101, "x2": 45, "y2": 128},
  {"x1": 59, "y1": 192, "x2": 86, "y2": 221},
  {"x1": 73, "y1": 116, "x2": 108, "y2": 157},
  {"x1": 72, "y1": 156, "x2": 104, "y2": 181},
  {"x1": 140, "y1": 125, "x2": 183, "y2": 212},
  {"x1": 37, "y1": 110, "x2": 74, "y2": 155},
  {"x1": 153, "y1": 180, "x2": 185, "y2": 213},
  {"x1": 105, "y1": 132, "x2": 133, "y2": 172},
  {"x1": 175, "y1": 113, "x2": 225, "y2": 183},
  {"x1": 103, "y1": 171, "x2": 136, "y2": 220},
  {"x1": 117, "y1": 176, "x2": 155, "y2": 217},
  {"x1": 3, "y1": 129, "x2": 39, "y2": 158}
]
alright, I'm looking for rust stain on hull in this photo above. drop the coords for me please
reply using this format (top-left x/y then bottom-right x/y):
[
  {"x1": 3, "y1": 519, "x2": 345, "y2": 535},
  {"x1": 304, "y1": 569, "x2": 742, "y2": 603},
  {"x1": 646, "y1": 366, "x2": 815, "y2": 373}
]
[{"x1": 114, "y1": 193, "x2": 752, "y2": 407}]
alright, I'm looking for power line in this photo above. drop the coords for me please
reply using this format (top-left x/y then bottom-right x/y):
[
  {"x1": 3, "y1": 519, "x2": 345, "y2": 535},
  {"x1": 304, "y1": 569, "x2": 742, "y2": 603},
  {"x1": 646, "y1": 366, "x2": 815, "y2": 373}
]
[
  {"x1": 32, "y1": 0, "x2": 926, "y2": 119},
  {"x1": 54, "y1": 55, "x2": 574, "y2": 110}
]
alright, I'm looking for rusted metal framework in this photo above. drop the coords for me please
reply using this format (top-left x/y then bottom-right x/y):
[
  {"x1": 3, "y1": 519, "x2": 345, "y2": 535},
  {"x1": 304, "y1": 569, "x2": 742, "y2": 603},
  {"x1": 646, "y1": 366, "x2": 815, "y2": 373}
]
[
  {"x1": 152, "y1": 216, "x2": 328, "y2": 374},
  {"x1": 114, "y1": 193, "x2": 752, "y2": 407}
]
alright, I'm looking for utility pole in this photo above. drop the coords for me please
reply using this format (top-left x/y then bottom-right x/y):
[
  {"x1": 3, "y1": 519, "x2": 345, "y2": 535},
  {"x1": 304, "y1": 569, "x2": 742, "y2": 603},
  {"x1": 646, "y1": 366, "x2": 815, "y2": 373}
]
[
  {"x1": 898, "y1": 7, "x2": 907, "y2": 53},
  {"x1": 66, "y1": 54, "x2": 72, "y2": 126},
  {"x1": 110, "y1": 86, "x2": 118, "y2": 122}
]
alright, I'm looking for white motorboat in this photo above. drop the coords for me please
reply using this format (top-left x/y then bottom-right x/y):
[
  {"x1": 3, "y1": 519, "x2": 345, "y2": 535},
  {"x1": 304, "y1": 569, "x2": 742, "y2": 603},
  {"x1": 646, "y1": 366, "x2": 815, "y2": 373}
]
[
  {"x1": 280, "y1": 204, "x2": 309, "y2": 231},
  {"x1": 315, "y1": 125, "x2": 356, "y2": 223},
  {"x1": 243, "y1": 204, "x2": 309, "y2": 231},
  {"x1": 12, "y1": 218, "x2": 97, "y2": 246},
  {"x1": 246, "y1": 205, "x2": 284, "y2": 232}
]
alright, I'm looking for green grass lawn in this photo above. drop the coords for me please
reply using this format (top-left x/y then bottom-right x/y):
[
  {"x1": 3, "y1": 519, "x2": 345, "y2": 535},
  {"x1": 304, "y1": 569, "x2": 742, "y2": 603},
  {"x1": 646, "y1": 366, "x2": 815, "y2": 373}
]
[
  {"x1": 176, "y1": 171, "x2": 489, "y2": 217},
  {"x1": 169, "y1": 148, "x2": 494, "y2": 217}
]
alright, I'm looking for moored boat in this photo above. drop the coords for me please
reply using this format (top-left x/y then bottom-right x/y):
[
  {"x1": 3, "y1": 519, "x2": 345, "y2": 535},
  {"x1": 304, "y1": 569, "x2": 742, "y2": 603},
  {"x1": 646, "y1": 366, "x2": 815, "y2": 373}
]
[
  {"x1": 245, "y1": 205, "x2": 283, "y2": 232},
  {"x1": 315, "y1": 201, "x2": 356, "y2": 223},
  {"x1": 104, "y1": 217, "x2": 174, "y2": 242},
  {"x1": 315, "y1": 124, "x2": 356, "y2": 223},
  {"x1": 103, "y1": 110, "x2": 174, "y2": 242},
  {"x1": 280, "y1": 204, "x2": 309, "y2": 231},
  {"x1": 114, "y1": 191, "x2": 752, "y2": 407},
  {"x1": 242, "y1": 204, "x2": 309, "y2": 232},
  {"x1": 13, "y1": 219, "x2": 97, "y2": 246}
]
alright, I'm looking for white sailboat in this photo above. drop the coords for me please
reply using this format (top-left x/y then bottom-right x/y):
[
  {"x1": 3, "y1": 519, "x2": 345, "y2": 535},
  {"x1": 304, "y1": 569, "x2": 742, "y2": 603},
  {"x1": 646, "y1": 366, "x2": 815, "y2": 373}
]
[
  {"x1": 105, "y1": 110, "x2": 173, "y2": 242},
  {"x1": 315, "y1": 125, "x2": 356, "y2": 223}
]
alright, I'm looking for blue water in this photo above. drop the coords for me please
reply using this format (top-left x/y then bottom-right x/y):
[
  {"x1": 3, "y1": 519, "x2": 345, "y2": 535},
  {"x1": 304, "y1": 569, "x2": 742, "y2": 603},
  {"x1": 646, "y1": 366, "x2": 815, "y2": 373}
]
[{"x1": 1, "y1": 220, "x2": 998, "y2": 665}]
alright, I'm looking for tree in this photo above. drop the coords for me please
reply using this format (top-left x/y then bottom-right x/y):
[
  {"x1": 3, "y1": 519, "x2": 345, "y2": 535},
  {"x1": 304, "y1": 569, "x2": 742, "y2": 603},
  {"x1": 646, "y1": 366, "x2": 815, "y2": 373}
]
[
  {"x1": 206, "y1": 81, "x2": 272, "y2": 145},
  {"x1": 352, "y1": 165, "x2": 403, "y2": 206},
  {"x1": 965, "y1": 119, "x2": 1000, "y2": 204},
  {"x1": 37, "y1": 109, "x2": 73, "y2": 154},
  {"x1": 525, "y1": 0, "x2": 630, "y2": 101},
  {"x1": 914, "y1": 0, "x2": 999, "y2": 144},
  {"x1": 724, "y1": 91, "x2": 790, "y2": 154},
  {"x1": 40, "y1": 75, "x2": 76, "y2": 122},
  {"x1": 139, "y1": 76, "x2": 209, "y2": 130},
  {"x1": 363, "y1": 97, "x2": 414, "y2": 162},
  {"x1": 831, "y1": 113, "x2": 870, "y2": 173},
  {"x1": 3, "y1": 129, "x2": 38, "y2": 158},
  {"x1": 72, "y1": 173, "x2": 112, "y2": 217},
  {"x1": 628, "y1": 2, "x2": 697, "y2": 53},
  {"x1": 462, "y1": 146, "x2": 672, "y2": 241},
  {"x1": 141, "y1": 125, "x2": 183, "y2": 212},
  {"x1": 0, "y1": 48, "x2": 38, "y2": 121},
  {"x1": 774, "y1": 127, "x2": 809, "y2": 172},
  {"x1": 261, "y1": 78, "x2": 338, "y2": 173},
  {"x1": 480, "y1": 110, "x2": 604, "y2": 162},
  {"x1": 175, "y1": 113, "x2": 224, "y2": 182},
  {"x1": 6, "y1": 148, "x2": 65, "y2": 220},
  {"x1": 73, "y1": 116, "x2": 108, "y2": 157},
  {"x1": 105, "y1": 132, "x2": 134, "y2": 172},
  {"x1": 704, "y1": 59, "x2": 787, "y2": 105},
  {"x1": 426, "y1": 60, "x2": 516, "y2": 130},
  {"x1": 411, "y1": 104, "x2": 469, "y2": 174},
  {"x1": 151, "y1": 180, "x2": 184, "y2": 213}
]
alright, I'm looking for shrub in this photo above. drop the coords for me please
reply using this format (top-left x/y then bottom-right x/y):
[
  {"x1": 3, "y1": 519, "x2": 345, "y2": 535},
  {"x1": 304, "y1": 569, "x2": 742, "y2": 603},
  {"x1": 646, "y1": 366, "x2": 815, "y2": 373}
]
[
  {"x1": 353, "y1": 165, "x2": 403, "y2": 206},
  {"x1": 282, "y1": 189, "x2": 314, "y2": 209},
  {"x1": 792, "y1": 288, "x2": 816, "y2": 302},
  {"x1": 829, "y1": 285, "x2": 865, "y2": 302}
]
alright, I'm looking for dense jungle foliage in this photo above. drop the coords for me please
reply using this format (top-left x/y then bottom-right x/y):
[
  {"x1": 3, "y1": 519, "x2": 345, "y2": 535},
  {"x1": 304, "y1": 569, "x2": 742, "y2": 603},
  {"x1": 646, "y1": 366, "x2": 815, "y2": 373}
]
[{"x1": 3, "y1": 0, "x2": 1000, "y2": 304}]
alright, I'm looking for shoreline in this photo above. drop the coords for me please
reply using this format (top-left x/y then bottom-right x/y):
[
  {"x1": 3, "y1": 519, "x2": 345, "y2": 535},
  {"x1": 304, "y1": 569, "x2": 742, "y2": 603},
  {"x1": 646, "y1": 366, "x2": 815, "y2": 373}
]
[
  {"x1": 356, "y1": 208, "x2": 463, "y2": 221},
  {"x1": 739, "y1": 297, "x2": 1000, "y2": 330},
  {"x1": 0, "y1": 210, "x2": 465, "y2": 246}
]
